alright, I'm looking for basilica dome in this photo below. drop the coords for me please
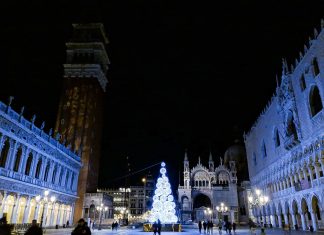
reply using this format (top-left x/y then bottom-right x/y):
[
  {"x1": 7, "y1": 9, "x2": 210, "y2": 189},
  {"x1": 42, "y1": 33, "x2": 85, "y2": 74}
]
[{"x1": 224, "y1": 139, "x2": 246, "y2": 164}]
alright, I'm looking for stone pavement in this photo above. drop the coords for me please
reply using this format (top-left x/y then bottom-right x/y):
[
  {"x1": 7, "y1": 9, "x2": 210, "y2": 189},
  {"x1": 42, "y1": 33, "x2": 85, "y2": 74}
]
[{"x1": 41, "y1": 226, "x2": 324, "y2": 235}]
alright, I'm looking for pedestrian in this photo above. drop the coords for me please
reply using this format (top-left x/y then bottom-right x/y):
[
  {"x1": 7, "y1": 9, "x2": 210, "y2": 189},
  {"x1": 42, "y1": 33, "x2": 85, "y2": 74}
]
[
  {"x1": 309, "y1": 225, "x2": 314, "y2": 233},
  {"x1": 228, "y1": 222, "x2": 232, "y2": 235},
  {"x1": 232, "y1": 222, "x2": 236, "y2": 234},
  {"x1": 25, "y1": 219, "x2": 43, "y2": 235},
  {"x1": 218, "y1": 220, "x2": 222, "y2": 235},
  {"x1": 71, "y1": 218, "x2": 91, "y2": 235},
  {"x1": 208, "y1": 220, "x2": 213, "y2": 234},
  {"x1": 207, "y1": 221, "x2": 210, "y2": 235},
  {"x1": 157, "y1": 219, "x2": 162, "y2": 235},
  {"x1": 0, "y1": 217, "x2": 12, "y2": 235},
  {"x1": 66, "y1": 220, "x2": 70, "y2": 228},
  {"x1": 111, "y1": 221, "x2": 115, "y2": 231},
  {"x1": 115, "y1": 221, "x2": 119, "y2": 231},
  {"x1": 198, "y1": 220, "x2": 202, "y2": 234},
  {"x1": 153, "y1": 221, "x2": 158, "y2": 235},
  {"x1": 203, "y1": 220, "x2": 207, "y2": 233}
]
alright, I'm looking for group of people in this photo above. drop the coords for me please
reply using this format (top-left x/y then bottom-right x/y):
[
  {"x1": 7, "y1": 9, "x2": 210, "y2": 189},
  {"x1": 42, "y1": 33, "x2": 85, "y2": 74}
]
[
  {"x1": 111, "y1": 221, "x2": 119, "y2": 231},
  {"x1": 152, "y1": 219, "x2": 162, "y2": 235},
  {"x1": 199, "y1": 220, "x2": 236, "y2": 235},
  {"x1": 198, "y1": 220, "x2": 214, "y2": 234}
]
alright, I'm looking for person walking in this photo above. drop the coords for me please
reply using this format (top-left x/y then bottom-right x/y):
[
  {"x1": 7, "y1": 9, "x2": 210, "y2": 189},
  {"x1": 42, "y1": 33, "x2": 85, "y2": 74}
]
[
  {"x1": 157, "y1": 219, "x2": 162, "y2": 235},
  {"x1": 203, "y1": 220, "x2": 207, "y2": 233},
  {"x1": 208, "y1": 220, "x2": 213, "y2": 234},
  {"x1": 71, "y1": 218, "x2": 91, "y2": 235},
  {"x1": 198, "y1": 220, "x2": 202, "y2": 234},
  {"x1": 232, "y1": 222, "x2": 236, "y2": 234},
  {"x1": 218, "y1": 220, "x2": 222, "y2": 235},
  {"x1": 25, "y1": 219, "x2": 43, "y2": 235},
  {"x1": 153, "y1": 221, "x2": 158, "y2": 235}
]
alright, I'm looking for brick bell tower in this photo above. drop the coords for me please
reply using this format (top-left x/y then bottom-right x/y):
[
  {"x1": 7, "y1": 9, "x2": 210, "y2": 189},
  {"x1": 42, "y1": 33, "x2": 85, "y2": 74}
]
[{"x1": 55, "y1": 23, "x2": 109, "y2": 222}]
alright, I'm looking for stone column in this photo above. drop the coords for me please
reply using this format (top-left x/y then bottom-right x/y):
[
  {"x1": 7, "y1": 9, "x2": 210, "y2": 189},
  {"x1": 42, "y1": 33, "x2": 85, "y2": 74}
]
[
  {"x1": 284, "y1": 213, "x2": 289, "y2": 225},
  {"x1": 56, "y1": 205, "x2": 62, "y2": 226},
  {"x1": 277, "y1": 215, "x2": 282, "y2": 228},
  {"x1": 62, "y1": 207, "x2": 67, "y2": 225},
  {"x1": 0, "y1": 191, "x2": 8, "y2": 218},
  {"x1": 22, "y1": 197, "x2": 32, "y2": 223},
  {"x1": 9, "y1": 141, "x2": 18, "y2": 170},
  {"x1": 5, "y1": 139, "x2": 15, "y2": 169},
  {"x1": 291, "y1": 213, "x2": 297, "y2": 229},
  {"x1": 11, "y1": 194, "x2": 21, "y2": 224},
  {"x1": 300, "y1": 212, "x2": 307, "y2": 230},
  {"x1": 311, "y1": 211, "x2": 318, "y2": 231},
  {"x1": 270, "y1": 215, "x2": 276, "y2": 227},
  {"x1": 70, "y1": 203, "x2": 75, "y2": 225},
  {"x1": 34, "y1": 202, "x2": 40, "y2": 221}
]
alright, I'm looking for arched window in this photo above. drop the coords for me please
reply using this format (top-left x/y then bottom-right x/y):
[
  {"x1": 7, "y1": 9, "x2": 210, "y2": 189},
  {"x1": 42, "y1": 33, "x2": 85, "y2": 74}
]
[
  {"x1": 274, "y1": 129, "x2": 281, "y2": 147},
  {"x1": 253, "y1": 152, "x2": 257, "y2": 166},
  {"x1": 0, "y1": 139, "x2": 10, "y2": 168},
  {"x1": 313, "y1": 57, "x2": 320, "y2": 77},
  {"x1": 261, "y1": 141, "x2": 267, "y2": 158},
  {"x1": 35, "y1": 160, "x2": 42, "y2": 179},
  {"x1": 309, "y1": 86, "x2": 323, "y2": 117},
  {"x1": 300, "y1": 74, "x2": 306, "y2": 91},
  {"x1": 52, "y1": 167, "x2": 57, "y2": 184},
  {"x1": 25, "y1": 153, "x2": 33, "y2": 175},
  {"x1": 44, "y1": 164, "x2": 50, "y2": 182},
  {"x1": 13, "y1": 147, "x2": 22, "y2": 172}
]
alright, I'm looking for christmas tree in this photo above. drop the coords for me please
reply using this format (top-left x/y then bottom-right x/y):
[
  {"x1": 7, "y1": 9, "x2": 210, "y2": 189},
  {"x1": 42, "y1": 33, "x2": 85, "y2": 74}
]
[{"x1": 149, "y1": 162, "x2": 178, "y2": 224}]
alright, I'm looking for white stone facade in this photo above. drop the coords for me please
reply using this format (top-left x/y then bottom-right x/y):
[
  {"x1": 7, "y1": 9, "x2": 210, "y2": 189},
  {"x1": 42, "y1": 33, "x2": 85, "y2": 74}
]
[
  {"x1": 0, "y1": 100, "x2": 81, "y2": 227},
  {"x1": 244, "y1": 23, "x2": 324, "y2": 231},
  {"x1": 178, "y1": 152, "x2": 239, "y2": 223}
]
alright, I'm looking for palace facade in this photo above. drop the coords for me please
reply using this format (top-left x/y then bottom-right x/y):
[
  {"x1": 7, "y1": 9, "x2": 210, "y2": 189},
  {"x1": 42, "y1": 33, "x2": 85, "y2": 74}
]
[
  {"x1": 244, "y1": 22, "x2": 324, "y2": 231},
  {"x1": 0, "y1": 100, "x2": 81, "y2": 226}
]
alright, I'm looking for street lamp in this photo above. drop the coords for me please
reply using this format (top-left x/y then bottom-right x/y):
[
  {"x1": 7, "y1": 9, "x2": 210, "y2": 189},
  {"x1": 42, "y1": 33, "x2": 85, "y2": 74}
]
[
  {"x1": 97, "y1": 204, "x2": 108, "y2": 230},
  {"x1": 216, "y1": 203, "x2": 228, "y2": 221},
  {"x1": 142, "y1": 178, "x2": 146, "y2": 215},
  {"x1": 248, "y1": 188, "x2": 269, "y2": 224},
  {"x1": 35, "y1": 190, "x2": 56, "y2": 229},
  {"x1": 204, "y1": 207, "x2": 212, "y2": 221},
  {"x1": 248, "y1": 189, "x2": 269, "y2": 207}
]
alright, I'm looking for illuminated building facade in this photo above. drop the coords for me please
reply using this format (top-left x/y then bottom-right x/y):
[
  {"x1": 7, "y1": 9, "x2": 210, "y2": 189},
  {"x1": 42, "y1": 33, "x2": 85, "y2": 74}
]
[
  {"x1": 0, "y1": 100, "x2": 81, "y2": 226},
  {"x1": 178, "y1": 151, "x2": 239, "y2": 223},
  {"x1": 244, "y1": 22, "x2": 324, "y2": 231},
  {"x1": 55, "y1": 23, "x2": 110, "y2": 222}
]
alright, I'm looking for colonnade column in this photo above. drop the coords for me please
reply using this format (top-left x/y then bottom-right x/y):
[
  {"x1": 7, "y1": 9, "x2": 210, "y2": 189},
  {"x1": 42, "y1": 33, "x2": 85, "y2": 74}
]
[
  {"x1": 283, "y1": 213, "x2": 289, "y2": 225},
  {"x1": 270, "y1": 215, "x2": 276, "y2": 226},
  {"x1": 22, "y1": 196, "x2": 31, "y2": 223},
  {"x1": 277, "y1": 214, "x2": 282, "y2": 228},
  {"x1": 0, "y1": 191, "x2": 8, "y2": 218},
  {"x1": 300, "y1": 211, "x2": 307, "y2": 230},
  {"x1": 34, "y1": 202, "x2": 40, "y2": 221},
  {"x1": 11, "y1": 194, "x2": 21, "y2": 223},
  {"x1": 70, "y1": 203, "x2": 75, "y2": 225},
  {"x1": 310, "y1": 210, "x2": 318, "y2": 231}
]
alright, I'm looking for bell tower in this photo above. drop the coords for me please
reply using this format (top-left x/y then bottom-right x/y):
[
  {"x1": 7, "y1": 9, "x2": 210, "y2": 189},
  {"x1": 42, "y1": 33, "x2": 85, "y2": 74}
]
[
  {"x1": 208, "y1": 151, "x2": 214, "y2": 171},
  {"x1": 183, "y1": 150, "x2": 190, "y2": 189},
  {"x1": 55, "y1": 23, "x2": 110, "y2": 222}
]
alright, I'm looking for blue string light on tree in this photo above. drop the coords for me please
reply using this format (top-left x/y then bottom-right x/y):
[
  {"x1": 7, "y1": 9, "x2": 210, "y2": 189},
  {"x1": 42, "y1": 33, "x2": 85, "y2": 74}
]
[{"x1": 149, "y1": 162, "x2": 178, "y2": 224}]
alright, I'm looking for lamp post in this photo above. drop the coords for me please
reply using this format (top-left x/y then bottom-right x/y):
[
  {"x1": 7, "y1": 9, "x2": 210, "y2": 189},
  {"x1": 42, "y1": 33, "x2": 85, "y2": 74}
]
[
  {"x1": 248, "y1": 188, "x2": 269, "y2": 224},
  {"x1": 96, "y1": 204, "x2": 108, "y2": 230},
  {"x1": 35, "y1": 190, "x2": 56, "y2": 229},
  {"x1": 142, "y1": 178, "x2": 146, "y2": 215},
  {"x1": 216, "y1": 203, "x2": 228, "y2": 222},
  {"x1": 204, "y1": 207, "x2": 212, "y2": 221}
]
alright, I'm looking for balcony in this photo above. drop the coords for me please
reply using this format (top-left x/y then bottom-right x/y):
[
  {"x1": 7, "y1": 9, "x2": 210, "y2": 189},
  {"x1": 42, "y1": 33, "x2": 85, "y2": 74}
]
[{"x1": 284, "y1": 135, "x2": 300, "y2": 150}]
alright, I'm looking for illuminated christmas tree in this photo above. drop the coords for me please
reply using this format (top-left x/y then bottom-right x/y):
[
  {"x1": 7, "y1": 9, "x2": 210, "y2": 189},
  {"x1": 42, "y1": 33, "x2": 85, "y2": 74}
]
[{"x1": 149, "y1": 162, "x2": 178, "y2": 224}]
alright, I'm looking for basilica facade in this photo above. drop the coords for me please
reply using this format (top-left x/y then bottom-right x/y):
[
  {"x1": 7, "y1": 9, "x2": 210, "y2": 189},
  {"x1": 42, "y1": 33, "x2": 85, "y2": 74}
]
[
  {"x1": 0, "y1": 100, "x2": 81, "y2": 226},
  {"x1": 245, "y1": 22, "x2": 324, "y2": 231},
  {"x1": 178, "y1": 152, "x2": 239, "y2": 223}
]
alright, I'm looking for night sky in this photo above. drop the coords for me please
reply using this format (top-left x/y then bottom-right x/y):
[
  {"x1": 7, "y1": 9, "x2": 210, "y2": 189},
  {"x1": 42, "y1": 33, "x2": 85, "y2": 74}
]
[{"x1": 1, "y1": 0, "x2": 324, "y2": 189}]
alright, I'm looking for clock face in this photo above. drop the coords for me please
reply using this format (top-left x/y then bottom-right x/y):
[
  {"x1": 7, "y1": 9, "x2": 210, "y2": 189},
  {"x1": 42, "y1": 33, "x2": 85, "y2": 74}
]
[{"x1": 184, "y1": 172, "x2": 189, "y2": 177}]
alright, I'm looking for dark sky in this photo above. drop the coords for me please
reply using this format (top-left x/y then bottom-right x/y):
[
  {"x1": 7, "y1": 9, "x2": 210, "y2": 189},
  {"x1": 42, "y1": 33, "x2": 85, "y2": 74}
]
[{"x1": 1, "y1": 0, "x2": 324, "y2": 189}]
